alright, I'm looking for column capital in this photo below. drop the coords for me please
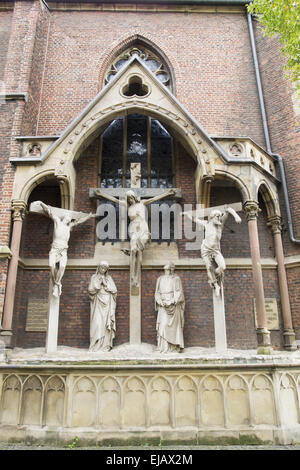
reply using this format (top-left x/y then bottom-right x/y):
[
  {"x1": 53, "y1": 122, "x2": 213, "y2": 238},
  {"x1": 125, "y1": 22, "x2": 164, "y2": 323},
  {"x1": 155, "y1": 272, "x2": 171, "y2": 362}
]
[
  {"x1": 11, "y1": 199, "x2": 27, "y2": 221},
  {"x1": 267, "y1": 215, "x2": 282, "y2": 235},
  {"x1": 243, "y1": 200, "x2": 261, "y2": 221}
]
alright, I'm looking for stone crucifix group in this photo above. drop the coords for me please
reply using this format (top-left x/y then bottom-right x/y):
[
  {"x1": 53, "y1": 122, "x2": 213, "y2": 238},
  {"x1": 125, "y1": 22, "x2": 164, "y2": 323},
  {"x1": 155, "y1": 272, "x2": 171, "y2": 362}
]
[{"x1": 30, "y1": 163, "x2": 241, "y2": 354}]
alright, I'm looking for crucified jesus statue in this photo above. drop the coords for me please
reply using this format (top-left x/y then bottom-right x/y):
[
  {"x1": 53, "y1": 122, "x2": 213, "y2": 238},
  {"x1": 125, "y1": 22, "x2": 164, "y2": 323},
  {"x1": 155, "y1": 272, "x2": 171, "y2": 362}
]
[
  {"x1": 94, "y1": 188, "x2": 175, "y2": 287},
  {"x1": 183, "y1": 205, "x2": 242, "y2": 296},
  {"x1": 38, "y1": 201, "x2": 96, "y2": 297}
]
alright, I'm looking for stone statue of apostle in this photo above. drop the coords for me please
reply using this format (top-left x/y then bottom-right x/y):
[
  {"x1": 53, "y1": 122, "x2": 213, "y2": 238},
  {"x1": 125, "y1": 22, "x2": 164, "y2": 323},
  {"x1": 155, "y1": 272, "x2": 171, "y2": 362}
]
[{"x1": 155, "y1": 262, "x2": 185, "y2": 353}]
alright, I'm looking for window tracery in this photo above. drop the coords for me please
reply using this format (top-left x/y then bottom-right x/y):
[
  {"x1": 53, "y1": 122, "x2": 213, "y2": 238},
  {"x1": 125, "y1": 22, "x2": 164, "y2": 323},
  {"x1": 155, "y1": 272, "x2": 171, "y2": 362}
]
[{"x1": 105, "y1": 46, "x2": 171, "y2": 89}]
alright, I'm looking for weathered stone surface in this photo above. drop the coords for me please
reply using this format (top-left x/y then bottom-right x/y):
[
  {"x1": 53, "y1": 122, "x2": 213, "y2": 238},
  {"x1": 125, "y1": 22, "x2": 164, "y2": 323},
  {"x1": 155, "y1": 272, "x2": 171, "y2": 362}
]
[{"x1": 1, "y1": 345, "x2": 300, "y2": 445}]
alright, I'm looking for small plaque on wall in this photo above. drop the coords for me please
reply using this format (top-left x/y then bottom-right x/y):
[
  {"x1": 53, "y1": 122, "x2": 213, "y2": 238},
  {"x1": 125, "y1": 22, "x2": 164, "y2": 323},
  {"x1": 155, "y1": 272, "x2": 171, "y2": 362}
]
[
  {"x1": 253, "y1": 298, "x2": 279, "y2": 330},
  {"x1": 25, "y1": 298, "x2": 48, "y2": 332}
]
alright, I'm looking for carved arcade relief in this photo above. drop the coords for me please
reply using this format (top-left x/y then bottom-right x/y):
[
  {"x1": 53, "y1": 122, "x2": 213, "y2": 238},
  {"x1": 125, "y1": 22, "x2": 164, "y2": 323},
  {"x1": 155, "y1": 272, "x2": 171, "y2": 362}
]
[{"x1": 0, "y1": 371, "x2": 295, "y2": 434}]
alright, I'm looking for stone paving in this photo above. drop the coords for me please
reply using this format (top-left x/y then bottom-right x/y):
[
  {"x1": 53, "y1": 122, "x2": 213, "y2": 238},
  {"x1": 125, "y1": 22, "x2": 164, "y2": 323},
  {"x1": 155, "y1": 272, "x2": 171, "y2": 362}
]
[{"x1": 1, "y1": 443, "x2": 300, "y2": 450}]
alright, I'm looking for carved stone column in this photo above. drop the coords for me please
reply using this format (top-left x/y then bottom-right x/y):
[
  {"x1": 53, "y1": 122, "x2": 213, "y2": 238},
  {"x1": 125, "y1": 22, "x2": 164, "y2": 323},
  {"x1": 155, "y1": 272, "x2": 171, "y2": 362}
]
[
  {"x1": 0, "y1": 200, "x2": 27, "y2": 347},
  {"x1": 244, "y1": 201, "x2": 272, "y2": 353},
  {"x1": 267, "y1": 215, "x2": 296, "y2": 351}
]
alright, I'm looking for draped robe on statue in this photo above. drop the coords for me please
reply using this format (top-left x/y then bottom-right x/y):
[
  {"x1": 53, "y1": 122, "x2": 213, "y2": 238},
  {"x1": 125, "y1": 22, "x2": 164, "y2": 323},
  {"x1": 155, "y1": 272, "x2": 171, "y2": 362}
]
[
  {"x1": 88, "y1": 272, "x2": 117, "y2": 352},
  {"x1": 128, "y1": 201, "x2": 150, "y2": 252},
  {"x1": 155, "y1": 273, "x2": 185, "y2": 352}
]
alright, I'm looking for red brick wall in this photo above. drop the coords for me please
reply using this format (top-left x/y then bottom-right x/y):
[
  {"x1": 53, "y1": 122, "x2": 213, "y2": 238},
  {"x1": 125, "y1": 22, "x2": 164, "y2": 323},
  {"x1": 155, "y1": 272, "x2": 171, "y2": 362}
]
[
  {"x1": 37, "y1": 9, "x2": 265, "y2": 147},
  {"x1": 0, "y1": 1, "x2": 51, "y2": 324},
  {"x1": 70, "y1": 139, "x2": 99, "y2": 257},
  {"x1": 22, "y1": 1, "x2": 51, "y2": 135},
  {"x1": 210, "y1": 185, "x2": 250, "y2": 258},
  {"x1": 0, "y1": 10, "x2": 12, "y2": 82},
  {"x1": 175, "y1": 142, "x2": 199, "y2": 258}
]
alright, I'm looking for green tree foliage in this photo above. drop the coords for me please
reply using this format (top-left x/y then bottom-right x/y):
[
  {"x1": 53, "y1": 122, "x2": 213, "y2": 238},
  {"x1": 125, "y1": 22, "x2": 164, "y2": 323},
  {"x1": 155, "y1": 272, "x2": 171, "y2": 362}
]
[{"x1": 247, "y1": 0, "x2": 300, "y2": 90}]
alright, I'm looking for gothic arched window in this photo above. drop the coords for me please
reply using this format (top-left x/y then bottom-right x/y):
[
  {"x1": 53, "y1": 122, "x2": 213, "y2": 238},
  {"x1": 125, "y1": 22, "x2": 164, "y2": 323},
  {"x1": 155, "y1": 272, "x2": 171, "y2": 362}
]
[{"x1": 100, "y1": 114, "x2": 174, "y2": 190}]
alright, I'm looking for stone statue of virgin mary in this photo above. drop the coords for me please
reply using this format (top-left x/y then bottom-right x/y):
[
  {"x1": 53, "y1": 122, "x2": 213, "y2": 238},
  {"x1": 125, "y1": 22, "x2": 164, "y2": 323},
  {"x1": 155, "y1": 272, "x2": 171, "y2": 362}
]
[{"x1": 88, "y1": 261, "x2": 117, "y2": 352}]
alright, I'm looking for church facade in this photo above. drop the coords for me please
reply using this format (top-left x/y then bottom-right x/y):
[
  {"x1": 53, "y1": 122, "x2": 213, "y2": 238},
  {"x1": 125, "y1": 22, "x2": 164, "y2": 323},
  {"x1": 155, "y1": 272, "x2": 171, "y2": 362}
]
[{"x1": 0, "y1": 0, "x2": 300, "y2": 445}]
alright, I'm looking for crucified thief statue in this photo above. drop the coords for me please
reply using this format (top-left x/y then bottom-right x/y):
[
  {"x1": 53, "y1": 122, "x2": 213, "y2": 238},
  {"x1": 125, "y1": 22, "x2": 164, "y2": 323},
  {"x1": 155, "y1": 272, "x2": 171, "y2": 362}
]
[
  {"x1": 94, "y1": 188, "x2": 175, "y2": 287},
  {"x1": 38, "y1": 202, "x2": 96, "y2": 297},
  {"x1": 183, "y1": 206, "x2": 241, "y2": 296}
]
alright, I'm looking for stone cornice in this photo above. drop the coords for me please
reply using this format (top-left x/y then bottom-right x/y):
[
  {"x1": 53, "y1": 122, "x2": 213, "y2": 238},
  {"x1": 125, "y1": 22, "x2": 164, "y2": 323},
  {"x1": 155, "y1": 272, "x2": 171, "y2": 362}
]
[
  {"x1": 46, "y1": 0, "x2": 247, "y2": 6},
  {"x1": 47, "y1": 3, "x2": 245, "y2": 13}
]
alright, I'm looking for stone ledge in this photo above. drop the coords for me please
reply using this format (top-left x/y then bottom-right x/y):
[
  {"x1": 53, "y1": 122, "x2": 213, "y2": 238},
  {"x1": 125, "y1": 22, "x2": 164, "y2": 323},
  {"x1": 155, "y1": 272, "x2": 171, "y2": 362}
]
[
  {"x1": 47, "y1": 2, "x2": 245, "y2": 14},
  {"x1": 0, "y1": 246, "x2": 12, "y2": 259},
  {"x1": 2, "y1": 344, "x2": 300, "y2": 369}
]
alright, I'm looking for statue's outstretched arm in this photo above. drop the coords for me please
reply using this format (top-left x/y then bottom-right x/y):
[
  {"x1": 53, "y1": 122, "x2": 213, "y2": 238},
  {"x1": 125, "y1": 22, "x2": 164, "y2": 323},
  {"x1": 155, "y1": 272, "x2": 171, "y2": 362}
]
[
  {"x1": 94, "y1": 189, "x2": 124, "y2": 205},
  {"x1": 144, "y1": 188, "x2": 176, "y2": 206},
  {"x1": 223, "y1": 206, "x2": 242, "y2": 224},
  {"x1": 71, "y1": 212, "x2": 96, "y2": 227},
  {"x1": 194, "y1": 218, "x2": 207, "y2": 228},
  {"x1": 39, "y1": 201, "x2": 54, "y2": 219},
  {"x1": 182, "y1": 211, "x2": 206, "y2": 228}
]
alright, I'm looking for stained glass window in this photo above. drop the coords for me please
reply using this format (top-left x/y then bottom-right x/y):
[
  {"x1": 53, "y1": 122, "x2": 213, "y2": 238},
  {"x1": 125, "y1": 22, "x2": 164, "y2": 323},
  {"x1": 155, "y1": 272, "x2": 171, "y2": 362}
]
[{"x1": 100, "y1": 114, "x2": 173, "y2": 189}]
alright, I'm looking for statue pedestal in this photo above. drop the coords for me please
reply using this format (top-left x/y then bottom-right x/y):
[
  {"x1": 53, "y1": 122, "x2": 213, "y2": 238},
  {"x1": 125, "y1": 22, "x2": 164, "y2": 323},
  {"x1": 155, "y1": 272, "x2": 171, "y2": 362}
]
[
  {"x1": 46, "y1": 280, "x2": 60, "y2": 353},
  {"x1": 213, "y1": 285, "x2": 227, "y2": 353}
]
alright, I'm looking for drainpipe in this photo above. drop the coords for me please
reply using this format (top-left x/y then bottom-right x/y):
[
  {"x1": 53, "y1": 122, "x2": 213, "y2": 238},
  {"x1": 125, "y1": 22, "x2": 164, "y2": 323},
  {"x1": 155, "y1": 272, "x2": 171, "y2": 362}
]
[
  {"x1": 247, "y1": 11, "x2": 300, "y2": 244},
  {"x1": 247, "y1": 11, "x2": 272, "y2": 154}
]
